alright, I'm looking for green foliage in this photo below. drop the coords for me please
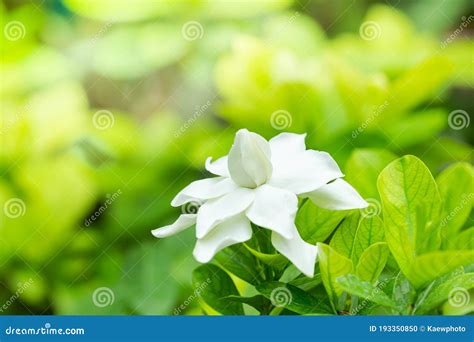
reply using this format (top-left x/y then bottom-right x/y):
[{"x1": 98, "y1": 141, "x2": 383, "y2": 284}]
[
  {"x1": 414, "y1": 270, "x2": 474, "y2": 314},
  {"x1": 317, "y1": 243, "x2": 353, "y2": 310},
  {"x1": 1, "y1": 0, "x2": 472, "y2": 317},
  {"x1": 377, "y1": 155, "x2": 442, "y2": 277},
  {"x1": 436, "y1": 163, "x2": 474, "y2": 242},
  {"x1": 192, "y1": 264, "x2": 244, "y2": 315},
  {"x1": 296, "y1": 200, "x2": 346, "y2": 244},
  {"x1": 337, "y1": 274, "x2": 396, "y2": 308},
  {"x1": 356, "y1": 242, "x2": 389, "y2": 283},
  {"x1": 256, "y1": 281, "x2": 333, "y2": 315}
]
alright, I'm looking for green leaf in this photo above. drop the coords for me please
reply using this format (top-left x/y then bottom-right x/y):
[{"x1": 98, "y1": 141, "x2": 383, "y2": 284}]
[
  {"x1": 345, "y1": 148, "x2": 397, "y2": 199},
  {"x1": 436, "y1": 163, "x2": 474, "y2": 241},
  {"x1": 296, "y1": 200, "x2": 347, "y2": 244},
  {"x1": 225, "y1": 295, "x2": 272, "y2": 314},
  {"x1": 391, "y1": 272, "x2": 416, "y2": 315},
  {"x1": 337, "y1": 274, "x2": 396, "y2": 308},
  {"x1": 414, "y1": 271, "x2": 474, "y2": 314},
  {"x1": 329, "y1": 212, "x2": 361, "y2": 258},
  {"x1": 442, "y1": 289, "x2": 474, "y2": 315},
  {"x1": 192, "y1": 264, "x2": 243, "y2": 315},
  {"x1": 377, "y1": 155, "x2": 442, "y2": 279},
  {"x1": 215, "y1": 244, "x2": 263, "y2": 285},
  {"x1": 317, "y1": 243, "x2": 353, "y2": 309},
  {"x1": 351, "y1": 216, "x2": 385, "y2": 263},
  {"x1": 407, "y1": 251, "x2": 474, "y2": 289},
  {"x1": 356, "y1": 242, "x2": 389, "y2": 283},
  {"x1": 119, "y1": 240, "x2": 189, "y2": 315},
  {"x1": 256, "y1": 281, "x2": 333, "y2": 315},
  {"x1": 447, "y1": 227, "x2": 474, "y2": 250},
  {"x1": 243, "y1": 244, "x2": 288, "y2": 270},
  {"x1": 289, "y1": 273, "x2": 322, "y2": 292}
]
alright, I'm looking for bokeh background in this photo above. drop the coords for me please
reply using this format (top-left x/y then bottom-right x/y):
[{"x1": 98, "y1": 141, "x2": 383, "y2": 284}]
[{"x1": 0, "y1": 0, "x2": 472, "y2": 315}]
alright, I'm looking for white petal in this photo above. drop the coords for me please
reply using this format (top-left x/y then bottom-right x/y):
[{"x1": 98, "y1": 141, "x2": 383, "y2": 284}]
[
  {"x1": 304, "y1": 178, "x2": 368, "y2": 210},
  {"x1": 196, "y1": 188, "x2": 254, "y2": 238},
  {"x1": 228, "y1": 129, "x2": 273, "y2": 188},
  {"x1": 271, "y1": 224, "x2": 318, "y2": 277},
  {"x1": 193, "y1": 214, "x2": 252, "y2": 263},
  {"x1": 246, "y1": 184, "x2": 297, "y2": 239},
  {"x1": 171, "y1": 177, "x2": 237, "y2": 207},
  {"x1": 268, "y1": 150, "x2": 344, "y2": 194},
  {"x1": 151, "y1": 214, "x2": 196, "y2": 238},
  {"x1": 269, "y1": 132, "x2": 307, "y2": 163},
  {"x1": 205, "y1": 156, "x2": 229, "y2": 177}
]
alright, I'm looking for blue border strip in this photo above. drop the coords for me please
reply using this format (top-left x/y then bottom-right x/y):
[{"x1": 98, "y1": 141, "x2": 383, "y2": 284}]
[{"x1": 0, "y1": 316, "x2": 472, "y2": 341}]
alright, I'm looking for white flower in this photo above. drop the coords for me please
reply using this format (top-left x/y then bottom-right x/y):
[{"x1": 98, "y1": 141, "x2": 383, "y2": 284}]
[{"x1": 152, "y1": 129, "x2": 367, "y2": 277}]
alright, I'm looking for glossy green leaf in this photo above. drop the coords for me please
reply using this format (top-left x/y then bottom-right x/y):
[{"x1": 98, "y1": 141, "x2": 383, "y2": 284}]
[
  {"x1": 414, "y1": 270, "x2": 474, "y2": 314},
  {"x1": 442, "y1": 289, "x2": 474, "y2": 315},
  {"x1": 337, "y1": 274, "x2": 396, "y2": 308},
  {"x1": 329, "y1": 212, "x2": 361, "y2": 258},
  {"x1": 391, "y1": 272, "x2": 416, "y2": 315},
  {"x1": 447, "y1": 227, "x2": 474, "y2": 250},
  {"x1": 296, "y1": 200, "x2": 347, "y2": 244},
  {"x1": 351, "y1": 216, "x2": 385, "y2": 263},
  {"x1": 317, "y1": 243, "x2": 353, "y2": 308},
  {"x1": 192, "y1": 264, "x2": 243, "y2": 315},
  {"x1": 377, "y1": 155, "x2": 442, "y2": 278},
  {"x1": 215, "y1": 245, "x2": 263, "y2": 285},
  {"x1": 356, "y1": 242, "x2": 389, "y2": 283},
  {"x1": 244, "y1": 244, "x2": 288, "y2": 270},
  {"x1": 256, "y1": 281, "x2": 333, "y2": 315},
  {"x1": 225, "y1": 295, "x2": 271, "y2": 314},
  {"x1": 437, "y1": 163, "x2": 474, "y2": 241},
  {"x1": 407, "y1": 251, "x2": 474, "y2": 289}
]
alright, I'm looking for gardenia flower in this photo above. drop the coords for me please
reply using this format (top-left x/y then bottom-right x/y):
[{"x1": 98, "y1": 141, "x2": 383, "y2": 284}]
[{"x1": 152, "y1": 129, "x2": 367, "y2": 277}]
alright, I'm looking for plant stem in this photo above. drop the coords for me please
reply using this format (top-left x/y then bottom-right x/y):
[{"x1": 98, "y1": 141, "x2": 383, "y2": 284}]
[{"x1": 269, "y1": 306, "x2": 284, "y2": 316}]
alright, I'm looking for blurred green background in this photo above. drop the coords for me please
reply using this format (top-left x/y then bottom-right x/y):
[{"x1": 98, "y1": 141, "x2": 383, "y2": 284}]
[{"x1": 0, "y1": 0, "x2": 472, "y2": 315}]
